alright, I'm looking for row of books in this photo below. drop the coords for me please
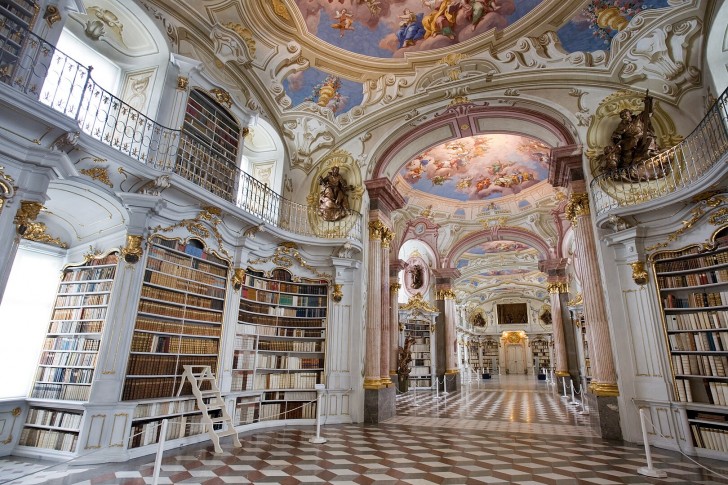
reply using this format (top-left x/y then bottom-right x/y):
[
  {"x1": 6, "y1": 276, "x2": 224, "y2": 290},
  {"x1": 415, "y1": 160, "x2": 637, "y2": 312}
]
[
  {"x1": 51, "y1": 307, "x2": 107, "y2": 321},
  {"x1": 61, "y1": 266, "x2": 116, "y2": 282},
  {"x1": 42, "y1": 336, "x2": 100, "y2": 351},
  {"x1": 35, "y1": 366, "x2": 94, "y2": 384},
  {"x1": 655, "y1": 251, "x2": 728, "y2": 273},
  {"x1": 237, "y1": 312, "x2": 326, "y2": 328},
  {"x1": 234, "y1": 335, "x2": 255, "y2": 350},
  {"x1": 666, "y1": 311, "x2": 728, "y2": 331},
  {"x1": 239, "y1": 301, "x2": 327, "y2": 318},
  {"x1": 135, "y1": 316, "x2": 221, "y2": 337},
  {"x1": 133, "y1": 398, "x2": 199, "y2": 419},
  {"x1": 259, "y1": 402, "x2": 316, "y2": 421},
  {"x1": 255, "y1": 355, "x2": 323, "y2": 370},
  {"x1": 410, "y1": 367, "x2": 431, "y2": 376},
  {"x1": 152, "y1": 237, "x2": 226, "y2": 265},
  {"x1": 129, "y1": 413, "x2": 205, "y2": 448},
  {"x1": 669, "y1": 332, "x2": 728, "y2": 353},
  {"x1": 240, "y1": 289, "x2": 326, "y2": 308},
  {"x1": 673, "y1": 353, "x2": 728, "y2": 377},
  {"x1": 125, "y1": 354, "x2": 217, "y2": 377},
  {"x1": 138, "y1": 300, "x2": 222, "y2": 323},
  {"x1": 691, "y1": 423, "x2": 728, "y2": 453},
  {"x1": 19, "y1": 427, "x2": 78, "y2": 452},
  {"x1": 54, "y1": 294, "x2": 109, "y2": 308},
  {"x1": 58, "y1": 281, "x2": 113, "y2": 294},
  {"x1": 659, "y1": 269, "x2": 728, "y2": 288},
  {"x1": 674, "y1": 378, "x2": 728, "y2": 405},
  {"x1": 253, "y1": 372, "x2": 319, "y2": 390},
  {"x1": 141, "y1": 286, "x2": 224, "y2": 311},
  {"x1": 234, "y1": 401, "x2": 259, "y2": 425},
  {"x1": 232, "y1": 351, "x2": 255, "y2": 370},
  {"x1": 244, "y1": 275, "x2": 327, "y2": 295},
  {"x1": 130, "y1": 332, "x2": 219, "y2": 354},
  {"x1": 149, "y1": 245, "x2": 227, "y2": 278},
  {"x1": 411, "y1": 344, "x2": 430, "y2": 353},
  {"x1": 410, "y1": 351, "x2": 430, "y2": 359},
  {"x1": 257, "y1": 339, "x2": 323, "y2": 352},
  {"x1": 263, "y1": 390, "x2": 317, "y2": 401},
  {"x1": 664, "y1": 292, "x2": 728, "y2": 309},
  {"x1": 237, "y1": 323, "x2": 325, "y2": 338},
  {"x1": 146, "y1": 258, "x2": 225, "y2": 288},
  {"x1": 26, "y1": 407, "x2": 83, "y2": 430},
  {"x1": 31, "y1": 383, "x2": 90, "y2": 401},
  {"x1": 122, "y1": 377, "x2": 178, "y2": 401},
  {"x1": 39, "y1": 350, "x2": 97, "y2": 367},
  {"x1": 144, "y1": 269, "x2": 225, "y2": 299},
  {"x1": 47, "y1": 320, "x2": 103, "y2": 335}
]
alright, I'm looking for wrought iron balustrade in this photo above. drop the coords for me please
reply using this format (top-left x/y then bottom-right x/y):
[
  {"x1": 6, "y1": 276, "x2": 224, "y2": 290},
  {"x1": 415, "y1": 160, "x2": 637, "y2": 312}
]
[
  {"x1": 0, "y1": 15, "x2": 362, "y2": 242},
  {"x1": 590, "y1": 87, "x2": 728, "y2": 216}
]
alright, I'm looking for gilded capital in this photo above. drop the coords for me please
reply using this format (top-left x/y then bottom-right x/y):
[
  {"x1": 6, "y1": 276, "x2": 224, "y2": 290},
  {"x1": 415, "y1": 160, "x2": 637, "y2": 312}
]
[
  {"x1": 120, "y1": 235, "x2": 144, "y2": 264},
  {"x1": 332, "y1": 283, "x2": 343, "y2": 302},
  {"x1": 547, "y1": 282, "x2": 568, "y2": 294},
  {"x1": 177, "y1": 76, "x2": 189, "y2": 90},
  {"x1": 390, "y1": 282, "x2": 401, "y2": 293},
  {"x1": 436, "y1": 288, "x2": 456, "y2": 300},
  {"x1": 630, "y1": 261, "x2": 648, "y2": 286},
  {"x1": 232, "y1": 268, "x2": 246, "y2": 290},
  {"x1": 590, "y1": 382, "x2": 620, "y2": 397},
  {"x1": 14, "y1": 201, "x2": 43, "y2": 235},
  {"x1": 368, "y1": 220, "x2": 385, "y2": 240},
  {"x1": 564, "y1": 192, "x2": 590, "y2": 226},
  {"x1": 381, "y1": 228, "x2": 394, "y2": 248}
]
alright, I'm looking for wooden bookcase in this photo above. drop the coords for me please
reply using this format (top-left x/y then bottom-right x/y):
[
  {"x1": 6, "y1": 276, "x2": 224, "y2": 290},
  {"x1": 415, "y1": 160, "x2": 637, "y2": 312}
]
[
  {"x1": 404, "y1": 320, "x2": 433, "y2": 389},
  {"x1": 482, "y1": 338, "x2": 499, "y2": 373},
  {"x1": 654, "y1": 230, "x2": 728, "y2": 456},
  {"x1": 0, "y1": 1, "x2": 38, "y2": 81},
  {"x1": 531, "y1": 337, "x2": 551, "y2": 373},
  {"x1": 234, "y1": 268, "x2": 327, "y2": 423},
  {"x1": 122, "y1": 237, "x2": 228, "y2": 447},
  {"x1": 176, "y1": 89, "x2": 240, "y2": 201},
  {"x1": 467, "y1": 341, "x2": 481, "y2": 369}
]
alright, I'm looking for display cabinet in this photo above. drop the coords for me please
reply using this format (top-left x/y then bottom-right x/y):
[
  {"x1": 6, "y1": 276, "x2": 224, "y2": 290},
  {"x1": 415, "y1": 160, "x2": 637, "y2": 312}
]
[
  {"x1": 531, "y1": 336, "x2": 551, "y2": 373},
  {"x1": 233, "y1": 268, "x2": 327, "y2": 423},
  {"x1": 654, "y1": 229, "x2": 728, "y2": 457}
]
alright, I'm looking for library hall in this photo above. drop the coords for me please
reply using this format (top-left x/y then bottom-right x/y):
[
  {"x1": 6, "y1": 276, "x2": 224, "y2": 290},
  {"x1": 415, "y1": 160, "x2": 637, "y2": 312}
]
[{"x1": 1, "y1": 0, "x2": 728, "y2": 483}]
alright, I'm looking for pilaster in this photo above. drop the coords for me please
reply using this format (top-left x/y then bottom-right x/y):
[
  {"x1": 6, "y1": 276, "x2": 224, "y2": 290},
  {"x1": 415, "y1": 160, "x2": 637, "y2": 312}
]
[{"x1": 433, "y1": 268, "x2": 461, "y2": 392}]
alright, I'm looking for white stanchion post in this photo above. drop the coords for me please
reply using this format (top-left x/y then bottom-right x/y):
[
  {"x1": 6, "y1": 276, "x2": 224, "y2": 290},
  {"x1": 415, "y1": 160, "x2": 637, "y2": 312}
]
[
  {"x1": 152, "y1": 419, "x2": 168, "y2": 485},
  {"x1": 309, "y1": 384, "x2": 327, "y2": 444},
  {"x1": 550, "y1": 369, "x2": 555, "y2": 385},
  {"x1": 579, "y1": 383, "x2": 590, "y2": 415},
  {"x1": 568, "y1": 379, "x2": 578, "y2": 405},
  {"x1": 435, "y1": 379, "x2": 440, "y2": 400},
  {"x1": 443, "y1": 374, "x2": 449, "y2": 395},
  {"x1": 637, "y1": 408, "x2": 667, "y2": 478},
  {"x1": 561, "y1": 377, "x2": 568, "y2": 399}
]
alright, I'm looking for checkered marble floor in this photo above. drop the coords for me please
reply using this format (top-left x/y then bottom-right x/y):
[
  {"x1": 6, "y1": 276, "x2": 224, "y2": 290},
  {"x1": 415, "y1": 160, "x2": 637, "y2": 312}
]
[{"x1": 2, "y1": 376, "x2": 728, "y2": 484}]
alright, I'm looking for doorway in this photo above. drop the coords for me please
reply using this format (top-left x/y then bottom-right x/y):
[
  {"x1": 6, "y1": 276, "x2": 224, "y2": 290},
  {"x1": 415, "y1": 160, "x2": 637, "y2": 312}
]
[{"x1": 506, "y1": 344, "x2": 525, "y2": 374}]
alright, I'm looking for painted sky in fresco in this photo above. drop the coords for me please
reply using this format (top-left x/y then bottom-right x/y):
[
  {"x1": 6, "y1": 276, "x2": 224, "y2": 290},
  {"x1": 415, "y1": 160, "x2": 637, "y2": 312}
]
[
  {"x1": 295, "y1": 0, "x2": 542, "y2": 58},
  {"x1": 557, "y1": 0, "x2": 671, "y2": 53},
  {"x1": 456, "y1": 241, "x2": 536, "y2": 269},
  {"x1": 283, "y1": 67, "x2": 364, "y2": 115},
  {"x1": 400, "y1": 134, "x2": 550, "y2": 201}
]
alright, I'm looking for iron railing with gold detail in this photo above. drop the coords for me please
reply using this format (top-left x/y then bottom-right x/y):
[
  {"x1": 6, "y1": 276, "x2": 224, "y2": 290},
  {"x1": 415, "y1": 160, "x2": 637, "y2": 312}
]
[
  {"x1": 590, "y1": 87, "x2": 728, "y2": 216},
  {"x1": 0, "y1": 13, "x2": 362, "y2": 242}
]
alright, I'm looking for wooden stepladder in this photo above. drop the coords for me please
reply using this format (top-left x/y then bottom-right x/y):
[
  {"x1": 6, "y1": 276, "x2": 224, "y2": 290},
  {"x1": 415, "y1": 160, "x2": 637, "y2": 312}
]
[{"x1": 177, "y1": 365, "x2": 241, "y2": 453}]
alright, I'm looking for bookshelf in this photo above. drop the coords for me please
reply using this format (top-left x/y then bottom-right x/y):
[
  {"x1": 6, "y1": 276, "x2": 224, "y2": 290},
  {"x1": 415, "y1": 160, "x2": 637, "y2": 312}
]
[
  {"x1": 30, "y1": 253, "x2": 119, "y2": 403},
  {"x1": 122, "y1": 237, "x2": 228, "y2": 447},
  {"x1": 176, "y1": 89, "x2": 240, "y2": 201},
  {"x1": 531, "y1": 337, "x2": 551, "y2": 374},
  {"x1": 18, "y1": 406, "x2": 82, "y2": 454},
  {"x1": 653, "y1": 229, "x2": 728, "y2": 457},
  {"x1": 404, "y1": 319, "x2": 433, "y2": 389},
  {"x1": 0, "y1": 1, "x2": 38, "y2": 82},
  {"x1": 467, "y1": 341, "x2": 481, "y2": 370},
  {"x1": 482, "y1": 338, "x2": 499, "y2": 373},
  {"x1": 234, "y1": 268, "x2": 327, "y2": 423}
]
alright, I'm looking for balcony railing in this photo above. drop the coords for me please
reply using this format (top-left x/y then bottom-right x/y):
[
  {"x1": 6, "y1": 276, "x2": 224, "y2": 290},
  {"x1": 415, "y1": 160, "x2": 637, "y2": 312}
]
[
  {"x1": 590, "y1": 87, "x2": 728, "y2": 216},
  {"x1": 0, "y1": 15, "x2": 362, "y2": 242}
]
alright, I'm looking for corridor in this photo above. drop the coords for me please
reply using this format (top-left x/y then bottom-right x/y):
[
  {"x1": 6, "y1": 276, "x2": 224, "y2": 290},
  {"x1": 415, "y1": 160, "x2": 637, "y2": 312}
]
[{"x1": 1, "y1": 375, "x2": 727, "y2": 484}]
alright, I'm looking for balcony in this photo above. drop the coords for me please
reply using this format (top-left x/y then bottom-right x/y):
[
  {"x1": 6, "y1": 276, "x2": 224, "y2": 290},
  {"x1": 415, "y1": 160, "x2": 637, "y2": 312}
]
[
  {"x1": 590, "y1": 87, "x2": 728, "y2": 220},
  {"x1": 0, "y1": 14, "x2": 362, "y2": 243}
]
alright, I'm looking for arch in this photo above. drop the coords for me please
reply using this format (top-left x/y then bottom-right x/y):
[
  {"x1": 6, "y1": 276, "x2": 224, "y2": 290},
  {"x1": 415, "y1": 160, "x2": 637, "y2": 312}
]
[
  {"x1": 444, "y1": 227, "x2": 551, "y2": 269},
  {"x1": 371, "y1": 104, "x2": 577, "y2": 181},
  {"x1": 706, "y1": 1, "x2": 728, "y2": 95}
]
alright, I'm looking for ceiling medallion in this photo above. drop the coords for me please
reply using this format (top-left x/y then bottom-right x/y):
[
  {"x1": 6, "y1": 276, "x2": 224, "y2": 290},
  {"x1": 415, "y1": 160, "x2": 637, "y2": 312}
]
[
  {"x1": 210, "y1": 88, "x2": 233, "y2": 108},
  {"x1": 270, "y1": 0, "x2": 291, "y2": 21}
]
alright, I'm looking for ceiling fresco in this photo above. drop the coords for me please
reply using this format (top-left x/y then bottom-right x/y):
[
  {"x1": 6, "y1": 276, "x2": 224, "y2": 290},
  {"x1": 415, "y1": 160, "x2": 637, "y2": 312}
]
[
  {"x1": 294, "y1": 0, "x2": 542, "y2": 58},
  {"x1": 557, "y1": 0, "x2": 671, "y2": 53},
  {"x1": 399, "y1": 134, "x2": 551, "y2": 201},
  {"x1": 283, "y1": 67, "x2": 364, "y2": 114}
]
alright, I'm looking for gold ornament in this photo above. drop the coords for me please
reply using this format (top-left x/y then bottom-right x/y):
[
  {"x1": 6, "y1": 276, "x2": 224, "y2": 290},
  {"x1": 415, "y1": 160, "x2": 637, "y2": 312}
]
[
  {"x1": 120, "y1": 234, "x2": 144, "y2": 263},
  {"x1": 565, "y1": 192, "x2": 590, "y2": 226},
  {"x1": 332, "y1": 284, "x2": 343, "y2": 302},
  {"x1": 630, "y1": 261, "x2": 648, "y2": 286}
]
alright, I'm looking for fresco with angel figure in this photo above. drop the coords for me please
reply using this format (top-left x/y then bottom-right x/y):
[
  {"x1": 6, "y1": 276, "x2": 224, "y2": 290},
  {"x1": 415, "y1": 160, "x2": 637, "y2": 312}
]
[{"x1": 399, "y1": 134, "x2": 551, "y2": 201}]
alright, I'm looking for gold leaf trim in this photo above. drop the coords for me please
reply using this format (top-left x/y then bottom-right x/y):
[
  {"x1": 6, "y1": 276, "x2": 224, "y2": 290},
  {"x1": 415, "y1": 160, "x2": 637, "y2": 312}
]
[
  {"x1": 80, "y1": 166, "x2": 113, "y2": 188},
  {"x1": 150, "y1": 206, "x2": 231, "y2": 260},
  {"x1": 400, "y1": 293, "x2": 438, "y2": 313},
  {"x1": 23, "y1": 222, "x2": 68, "y2": 248},
  {"x1": 247, "y1": 246, "x2": 332, "y2": 281}
]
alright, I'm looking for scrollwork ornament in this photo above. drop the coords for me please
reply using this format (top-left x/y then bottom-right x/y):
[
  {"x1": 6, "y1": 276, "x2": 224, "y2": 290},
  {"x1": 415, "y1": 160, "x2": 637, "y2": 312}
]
[
  {"x1": 232, "y1": 268, "x2": 245, "y2": 291},
  {"x1": 120, "y1": 235, "x2": 144, "y2": 264},
  {"x1": 547, "y1": 282, "x2": 568, "y2": 294},
  {"x1": 390, "y1": 282, "x2": 401, "y2": 294},
  {"x1": 368, "y1": 220, "x2": 384, "y2": 240},
  {"x1": 332, "y1": 284, "x2": 343, "y2": 302},
  {"x1": 14, "y1": 201, "x2": 42, "y2": 235}
]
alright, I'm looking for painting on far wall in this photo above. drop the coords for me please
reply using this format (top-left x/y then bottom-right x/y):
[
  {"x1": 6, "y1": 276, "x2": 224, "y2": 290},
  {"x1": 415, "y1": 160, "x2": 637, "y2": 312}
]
[
  {"x1": 294, "y1": 0, "x2": 543, "y2": 58},
  {"x1": 557, "y1": 0, "x2": 671, "y2": 53},
  {"x1": 399, "y1": 134, "x2": 550, "y2": 201},
  {"x1": 497, "y1": 302, "x2": 528, "y2": 324}
]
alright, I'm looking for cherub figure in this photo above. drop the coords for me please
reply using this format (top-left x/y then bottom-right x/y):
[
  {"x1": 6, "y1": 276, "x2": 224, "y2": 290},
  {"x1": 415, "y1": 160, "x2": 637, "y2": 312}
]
[{"x1": 331, "y1": 9, "x2": 354, "y2": 38}]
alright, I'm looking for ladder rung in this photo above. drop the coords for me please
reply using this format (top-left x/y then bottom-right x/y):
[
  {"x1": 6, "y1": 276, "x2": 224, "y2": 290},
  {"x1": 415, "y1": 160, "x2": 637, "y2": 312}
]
[
  {"x1": 206, "y1": 404, "x2": 224, "y2": 411},
  {"x1": 209, "y1": 417, "x2": 227, "y2": 423},
  {"x1": 216, "y1": 429, "x2": 238, "y2": 437}
]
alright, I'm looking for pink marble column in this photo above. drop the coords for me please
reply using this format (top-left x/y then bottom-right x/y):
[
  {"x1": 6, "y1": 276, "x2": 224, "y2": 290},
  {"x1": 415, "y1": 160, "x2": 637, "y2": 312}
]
[
  {"x1": 443, "y1": 290, "x2": 458, "y2": 374},
  {"x1": 567, "y1": 190, "x2": 618, "y2": 396},
  {"x1": 389, "y1": 281, "x2": 401, "y2": 379},
  {"x1": 380, "y1": 228, "x2": 393, "y2": 386},
  {"x1": 548, "y1": 281, "x2": 569, "y2": 377},
  {"x1": 364, "y1": 220, "x2": 383, "y2": 390}
]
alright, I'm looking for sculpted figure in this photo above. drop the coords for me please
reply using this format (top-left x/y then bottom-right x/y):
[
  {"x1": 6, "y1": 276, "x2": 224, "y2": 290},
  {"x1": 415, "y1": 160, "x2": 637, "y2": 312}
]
[
  {"x1": 317, "y1": 166, "x2": 352, "y2": 221},
  {"x1": 408, "y1": 263, "x2": 424, "y2": 289}
]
